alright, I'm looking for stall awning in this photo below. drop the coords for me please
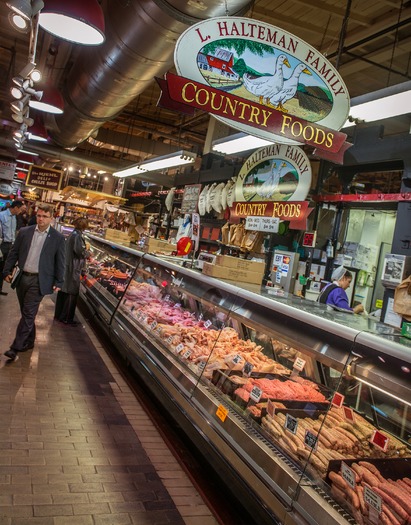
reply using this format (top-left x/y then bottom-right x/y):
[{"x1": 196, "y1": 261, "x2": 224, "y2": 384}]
[{"x1": 59, "y1": 186, "x2": 127, "y2": 207}]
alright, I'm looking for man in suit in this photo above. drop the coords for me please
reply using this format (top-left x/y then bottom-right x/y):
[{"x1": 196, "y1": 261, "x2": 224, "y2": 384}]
[{"x1": 2, "y1": 203, "x2": 66, "y2": 362}]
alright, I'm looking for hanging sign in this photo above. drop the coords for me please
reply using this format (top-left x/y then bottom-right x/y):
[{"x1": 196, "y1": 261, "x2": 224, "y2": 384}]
[
  {"x1": 0, "y1": 160, "x2": 16, "y2": 181},
  {"x1": 180, "y1": 184, "x2": 202, "y2": 213},
  {"x1": 161, "y1": 17, "x2": 351, "y2": 163},
  {"x1": 235, "y1": 144, "x2": 312, "y2": 202},
  {"x1": 27, "y1": 165, "x2": 63, "y2": 191}
]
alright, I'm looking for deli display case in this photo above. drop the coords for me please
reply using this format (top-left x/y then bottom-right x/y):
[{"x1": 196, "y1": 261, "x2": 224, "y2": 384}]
[{"x1": 81, "y1": 234, "x2": 411, "y2": 525}]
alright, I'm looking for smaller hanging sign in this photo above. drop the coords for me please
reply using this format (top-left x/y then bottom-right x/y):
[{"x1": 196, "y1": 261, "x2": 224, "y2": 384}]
[
  {"x1": 181, "y1": 184, "x2": 202, "y2": 213},
  {"x1": 27, "y1": 165, "x2": 63, "y2": 191}
]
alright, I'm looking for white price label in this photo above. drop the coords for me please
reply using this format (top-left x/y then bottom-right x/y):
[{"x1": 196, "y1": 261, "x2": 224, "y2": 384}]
[
  {"x1": 197, "y1": 361, "x2": 206, "y2": 372},
  {"x1": 284, "y1": 414, "x2": 298, "y2": 435},
  {"x1": 242, "y1": 362, "x2": 254, "y2": 377},
  {"x1": 267, "y1": 399, "x2": 275, "y2": 418},
  {"x1": 174, "y1": 303, "x2": 182, "y2": 308},
  {"x1": 204, "y1": 320, "x2": 212, "y2": 329},
  {"x1": 304, "y1": 430, "x2": 318, "y2": 451},
  {"x1": 293, "y1": 356, "x2": 306, "y2": 372},
  {"x1": 182, "y1": 350, "x2": 192, "y2": 359},
  {"x1": 150, "y1": 321, "x2": 158, "y2": 330},
  {"x1": 364, "y1": 485, "x2": 382, "y2": 514},
  {"x1": 164, "y1": 294, "x2": 170, "y2": 301},
  {"x1": 156, "y1": 326, "x2": 163, "y2": 335},
  {"x1": 341, "y1": 462, "x2": 356, "y2": 490},
  {"x1": 249, "y1": 386, "x2": 262, "y2": 403},
  {"x1": 232, "y1": 354, "x2": 242, "y2": 365},
  {"x1": 175, "y1": 343, "x2": 184, "y2": 354},
  {"x1": 166, "y1": 336, "x2": 174, "y2": 345}
]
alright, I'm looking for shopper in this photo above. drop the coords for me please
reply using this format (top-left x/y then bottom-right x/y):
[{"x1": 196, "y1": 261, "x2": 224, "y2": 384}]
[
  {"x1": 0, "y1": 200, "x2": 25, "y2": 296},
  {"x1": 2, "y1": 203, "x2": 66, "y2": 363},
  {"x1": 318, "y1": 266, "x2": 364, "y2": 314},
  {"x1": 54, "y1": 217, "x2": 89, "y2": 326}
]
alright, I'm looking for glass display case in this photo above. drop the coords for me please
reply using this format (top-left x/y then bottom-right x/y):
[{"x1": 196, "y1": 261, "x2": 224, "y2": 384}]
[{"x1": 82, "y1": 234, "x2": 411, "y2": 525}]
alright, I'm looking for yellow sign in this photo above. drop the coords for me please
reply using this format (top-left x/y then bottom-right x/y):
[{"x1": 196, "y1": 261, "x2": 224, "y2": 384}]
[
  {"x1": 216, "y1": 404, "x2": 228, "y2": 422},
  {"x1": 375, "y1": 300, "x2": 383, "y2": 309}
]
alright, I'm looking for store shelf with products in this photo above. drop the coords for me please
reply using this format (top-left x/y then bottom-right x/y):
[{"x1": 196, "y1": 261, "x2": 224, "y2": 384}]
[{"x1": 81, "y1": 234, "x2": 411, "y2": 525}]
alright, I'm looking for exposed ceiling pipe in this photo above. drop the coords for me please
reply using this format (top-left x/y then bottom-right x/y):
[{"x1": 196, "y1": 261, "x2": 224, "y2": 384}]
[{"x1": 51, "y1": 0, "x2": 253, "y2": 148}]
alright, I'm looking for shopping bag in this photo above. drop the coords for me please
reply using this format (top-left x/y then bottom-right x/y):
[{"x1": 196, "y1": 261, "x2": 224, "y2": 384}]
[{"x1": 393, "y1": 275, "x2": 411, "y2": 321}]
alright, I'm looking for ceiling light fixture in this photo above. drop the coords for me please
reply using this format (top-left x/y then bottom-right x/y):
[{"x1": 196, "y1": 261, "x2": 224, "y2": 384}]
[
  {"x1": 113, "y1": 150, "x2": 197, "y2": 178},
  {"x1": 29, "y1": 85, "x2": 63, "y2": 113},
  {"x1": 16, "y1": 148, "x2": 39, "y2": 155},
  {"x1": 28, "y1": 117, "x2": 48, "y2": 141},
  {"x1": 212, "y1": 132, "x2": 275, "y2": 155},
  {"x1": 7, "y1": 0, "x2": 44, "y2": 32},
  {"x1": 343, "y1": 81, "x2": 411, "y2": 128},
  {"x1": 38, "y1": 0, "x2": 105, "y2": 46}
]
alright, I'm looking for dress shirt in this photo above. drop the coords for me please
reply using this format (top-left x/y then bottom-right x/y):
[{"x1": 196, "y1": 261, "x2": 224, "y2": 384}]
[
  {"x1": 24, "y1": 225, "x2": 50, "y2": 273},
  {"x1": 0, "y1": 209, "x2": 17, "y2": 243}
]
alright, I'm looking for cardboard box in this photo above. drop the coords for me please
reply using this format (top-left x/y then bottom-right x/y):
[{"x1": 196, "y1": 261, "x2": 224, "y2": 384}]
[
  {"x1": 146, "y1": 238, "x2": 176, "y2": 253},
  {"x1": 104, "y1": 228, "x2": 130, "y2": 243},
  {"x1": 215, "y1": 255, "x2": 265, "y2": 274},
  {"x1": 202, "y1": 262, "x2": 264, "y2": 285}
]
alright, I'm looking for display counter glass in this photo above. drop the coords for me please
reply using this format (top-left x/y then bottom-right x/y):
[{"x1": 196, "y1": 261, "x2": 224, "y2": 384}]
[{"x1": 82, "y1": 235, "x2": 411, "y2": 525}]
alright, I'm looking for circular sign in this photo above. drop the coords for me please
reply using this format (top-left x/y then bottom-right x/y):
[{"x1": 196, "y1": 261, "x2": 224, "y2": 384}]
[
  {"x1": 234, "y1": 144, "x2": 312, "y2": 202},
  {"x1": 175, "y1": 17, "x2": 350, "y2": 144}
]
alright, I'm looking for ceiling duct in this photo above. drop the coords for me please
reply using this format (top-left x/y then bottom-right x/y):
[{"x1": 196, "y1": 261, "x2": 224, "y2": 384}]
[{"x1": 51, "y1": 0, "x2": 253, "y2": 149}]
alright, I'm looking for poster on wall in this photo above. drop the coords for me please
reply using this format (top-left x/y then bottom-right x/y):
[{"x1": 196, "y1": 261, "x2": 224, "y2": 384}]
[
  {"x1": 159, "y1": 17, "x2": 351, "y2": 163},
  {"x1": 234, "y1": 143, "x2": 311, "y2": 202}
]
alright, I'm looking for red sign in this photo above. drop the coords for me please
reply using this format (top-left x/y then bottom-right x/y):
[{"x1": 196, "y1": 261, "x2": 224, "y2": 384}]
[
  {"x1": 230, "y1": 201, "x2": 309, "y2": 221},
  {"x1": 370, "y1": 430, "x2": 389, "y2": 452},
  {"x1": 331, "y1": 392, "x2": 345, "y2": 408},
  {"x1": 157, "y1": 73, "x2": 351, "y2": 163},
  {"x1": 343, "y1": 406, "x2": 355, "y2": 422}
]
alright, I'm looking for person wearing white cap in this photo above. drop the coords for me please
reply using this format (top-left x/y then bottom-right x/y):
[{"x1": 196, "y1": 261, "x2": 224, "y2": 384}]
[{"x1": 318, "y1": 266, "x2": 364, "y2": 314}]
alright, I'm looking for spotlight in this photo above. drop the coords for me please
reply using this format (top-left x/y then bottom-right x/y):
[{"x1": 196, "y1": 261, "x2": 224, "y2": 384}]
[
  {"x1": 11, "y1": 94, "x2": 30, "y2": 113},
  {"x1": 10, "y1": 85, "x2": 25, "y2": 99},
  {"x1": 8, "y1": 10, "x2": 30, "y2": 32},
  {"x1": 12, "y1": 76, "x2": 31, "y2": 89},
  {"x1": 7, "y1": 0, "x2": 44, "y2": 32},
  {"x1": 29, "y1": 85, "x2": 63, "y2": 114},
  {"x1": 6, "y1": 0, "x2": 32, "y2": 21},
  {"x1": 30, "y1": 69, "x2": 42, "y2": 82}
]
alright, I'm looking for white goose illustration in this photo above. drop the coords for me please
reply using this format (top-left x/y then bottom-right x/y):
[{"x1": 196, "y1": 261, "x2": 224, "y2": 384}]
[
  {"x1": 270, "y1": 63, "x2": 312, "y2": 112},
  {"x1": 243, "y1": 55, "x2": 291, "y2": 106}
]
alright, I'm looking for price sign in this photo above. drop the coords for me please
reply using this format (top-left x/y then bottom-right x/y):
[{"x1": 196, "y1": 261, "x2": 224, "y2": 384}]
[
  {"x1": 175, "y1": 343, "x2": 184, "y2": 354},
  {"x1": 242, "y1": 362, "x2": 254, "y2": 377},
  {"x1": 267, "y1": 399, "x2": 275, "y2": 418},
  {"x1": 216, "y1": 404, "x2": 228, "y2": 422},
  {"x1": 136, "y1": 310, "x2": 143, "y2": 321},
  {"x1": 198, "y1": 313, "x2": 203, "y2": 321},
  {"x1": 164, "y1": 294, "x2": 170, "y2": 302},
  {"x1": 156, "y1": 326, "x2": 163, "y2": 336},
  {"x1": 197, "y1": 361, "x2": 206, "y2": 373},
  {"x1": 166, "y1": 335, "x2": 174, "y2": 345},
  {"x1": 285, "y1": 414, "x2": 298, "y2": 435},
  {"x1": 293, "y1": 356, "x2": 306, "y2": 372},
  {"x1": 174, "y1": 303, "x2": 182, "y2": 309},
  {"x1": 304, "y1": 430, "x2": 318, "y2": 451},
  {"x1": 150, "y1": 321, "x2": 158, "y2": 331},
  {"x1": 332, "y1": 392, "x2": 345, "y2": 408},
  {"x1": 341, "y1": 462, "x2": 356, "y2": 490},
  {"x1": 182, "y1": 349, "x2": 192, "y2": 359},
  {"x1": 261, "y1": 217, "x2": 280, "y2": 233},
  {"x1": 364, "y1": 485, "x2": 382, "y2": 514},
  {"x1": 204, "y1": 320, "x2": 212, "y2": 329},
  {"x1": 370, "y1": 430, "x2": 389, "y2": 452},
  {"x1": 249, "y1": 386, "x2": 262, "y2": 403},
  {"x1": 343, "y1": 406, "x2": 355, "y2": 422},
  {"x1": 232, "y1": 354, "x2": 242, "y2": 366}
]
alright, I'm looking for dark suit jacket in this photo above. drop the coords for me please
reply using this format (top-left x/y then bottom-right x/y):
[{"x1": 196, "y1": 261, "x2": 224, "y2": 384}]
[{"x1": 3, "y1": 225, "x2": 66, "y2": 295}]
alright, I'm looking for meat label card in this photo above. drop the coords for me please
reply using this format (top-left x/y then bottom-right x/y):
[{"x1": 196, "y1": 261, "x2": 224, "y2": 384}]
[
  {"x1": 249, "y1": 386, "x2": 262, "y2": 403},
  {"x1": 216, "y1": 404, "x2": 228, "y2": 423},
  {"x1": 242, "y1": 361, "x2": 254, "y2": 376},
  {"x1": 364, "y1": 486, "x2": 382, "y2": 514},
  {"x1": 331, "y1": 392, "x2": 344, "y2": 408},
  {"x1": 370, "y1": 430, "x2": 389, "y2": 452},
  {"x1": 285, "y1": 414, "x2": 298, "y2": 435},
  {"x1": 304, "y1": 430, "x2": 318, "y2": 451},
  {"x1": 341, "y1": 462, "x2": 356, "y2": 490},
  {"x1": 343, "y1": 406, "x2": 355, "y2": 422},
  {"x1": 293, "y1": 356, "x2": 306, "y2": 372}
]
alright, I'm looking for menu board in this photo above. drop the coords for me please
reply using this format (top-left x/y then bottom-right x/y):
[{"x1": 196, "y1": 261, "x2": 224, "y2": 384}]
[{"x1": 181, "y1": 184, "x2": 201, "y2": 213}]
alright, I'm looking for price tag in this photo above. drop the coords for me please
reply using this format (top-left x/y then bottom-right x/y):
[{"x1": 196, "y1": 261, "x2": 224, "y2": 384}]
[
  {"x1": 174, "y1": 303, "x2": 182, "y2": 308},
  {"x1": 166, "y1": 335, "x2": 174, "y2": 345},
  {"x1": 198, "y1": 313, "x2": 203, "y2": 321},
  {"x1": 267, "y1": 399, "x2": 275, "y2": 418},
  {"x1": 175, "y1": 343, "x2": 184, "y2": 354},
  {"x1": 332, "y1": 392, "x2": 345, "y2": 408},
  {"x1": 364, "y1": 485, "x2": 382, "y2": 514},
  {"x1": 182, "y1": 350, "x2": 192, "y2": 359},
  {"x1": 156, "y1": 326, "x2": 163, "y2": 336},
  {"x1": 216, "y1": 404, "x2": 228, "y2": 422},
  {"x1": 136, "y1": 310, "x2": 143, "y2": 321},
  {"x1": 284, "y1": 414, "x2": 298, "y2": 435},
  {"x1": 370, "y1": 429, "x2": 389, "y2": 452},
  {"x1": 164, "y1": 294, "x2": 170, "y2": 302},
  {"x1": 204, "y1": 320, "x2": 212, "y2": 329},
  {"x1": 242, "y1": 361, "x2": 254, "y2": 377},
  {"x1": 341, "y1": 462, "x2": 356, "y2": 490},
  {"x1": 304, "y1": 430, "x2": 318, "y2": 451},
  {"x1": 197, "y1": 361, "x2": 206, "y2": 373},
  {"x1": 150, "y1": 321, "x2": 158, "y2": 331},
  {"x1": 343, "y1": 406, "x2": 355, "y2": 422},
  {"x1": 232, "y1": 354, "x2": 242, "y2": 366},
  {"x1": 249, "y1": 386, "x2": 262, "y2": 403},
  {"x1": 293, "y1": 356, "x2": 306, "y2": 372}
]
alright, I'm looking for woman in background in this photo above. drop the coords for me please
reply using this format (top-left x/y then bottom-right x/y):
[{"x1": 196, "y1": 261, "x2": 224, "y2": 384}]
[
  {"x1": 318, "y1": 266, "x2": 364, "y2": 314},
  {"x1": 55, "y1": 217, "x2": 89, "y2": 325}
]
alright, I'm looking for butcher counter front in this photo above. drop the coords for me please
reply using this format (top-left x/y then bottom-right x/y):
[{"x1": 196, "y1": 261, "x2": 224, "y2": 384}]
[{"x1": 80, "y1": 234, "x2": 411, "y2": 525}]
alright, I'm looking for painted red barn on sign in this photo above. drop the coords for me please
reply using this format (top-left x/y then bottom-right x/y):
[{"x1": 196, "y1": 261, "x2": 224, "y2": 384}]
[{"x1": 198, "y1": 48, "x2": 238, "y2": 80}]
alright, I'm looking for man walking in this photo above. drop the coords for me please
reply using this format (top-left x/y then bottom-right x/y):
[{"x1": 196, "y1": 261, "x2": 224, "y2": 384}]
[
  {"x1": 2, "y1": 203, "x2": 66, "y2": 362},
  {"x1": 0, "y1": 200, "x2": 24, "y2": 296}
]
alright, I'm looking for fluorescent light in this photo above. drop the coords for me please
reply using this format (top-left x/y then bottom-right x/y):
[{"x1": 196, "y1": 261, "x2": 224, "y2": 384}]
[
  {"x1": 113, "y1": 150, "x2": 197, "y2": 178},
  {"x1": 212, "y1": 132, "x2": 275, "y2": 155},
  {"x1": 17, "y1": 148, "x2": 39, "y2": 155}
]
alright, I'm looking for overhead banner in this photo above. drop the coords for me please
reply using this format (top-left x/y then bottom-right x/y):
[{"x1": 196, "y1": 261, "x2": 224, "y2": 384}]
[
  {"x1": 234, "y1": 144, "x2": 312, "y2": 202},
  {"x1": 161, "y1": 16, "x2": 352, "y2": 163},
  {"x1": 27, "y1": 165, "x2": 63, "y2": 191}
]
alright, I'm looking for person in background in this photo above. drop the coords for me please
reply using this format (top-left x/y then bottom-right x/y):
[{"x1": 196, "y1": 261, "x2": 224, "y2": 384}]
[
  {"x1": 0, "y1": 200, "x2": 25, "y2": 296},
  {"x1": 27, "y1": 204, "x2": 37, "y2": 226},
  {"x1": 16, "y1": 202, "x2": 28, "y2": 233},
  {"x1": 318, "y1": 266, "x2": 364, "y2": 314},
  {"x1": 2, "y1": 203, "x2": 66, "y2": 363},
  {"x1": 54, "y1": 217, "x2": 89, "y2": 326}
]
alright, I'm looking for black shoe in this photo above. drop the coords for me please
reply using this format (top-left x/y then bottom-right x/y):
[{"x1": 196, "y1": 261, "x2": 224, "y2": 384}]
[
  {"x1": 64, "y1": 320, "x2": 81, "y2": 326},
  {"x1": 20, "y1": 343, "x2": 34, "y2": 352},
  {"x1": 4, "y1": 350, "x2": 18, "y2": 362},
  {"x1": 0, "y1": 291, "x2": 8, "y2": 296}
]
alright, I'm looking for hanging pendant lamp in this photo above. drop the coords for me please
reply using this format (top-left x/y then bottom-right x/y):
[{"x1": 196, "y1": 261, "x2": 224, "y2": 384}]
[
  {"x1": 38, "y1": 0, "x2": 105, "y2": 46},
  {"x1": 29, "y1": 85, "x2": 64, "y2": 114}
]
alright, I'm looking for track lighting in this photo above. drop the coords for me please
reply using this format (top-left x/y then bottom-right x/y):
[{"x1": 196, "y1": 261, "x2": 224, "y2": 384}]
[
  {"x1": 6, "y1": 0, "x2": 44, "y2": 32},
  {"x1": 13, "y1": 62, "x2": 42, "y2": 84},
  {"x1": 11, "y1": 95, "x2": 30, "y2": 113}
]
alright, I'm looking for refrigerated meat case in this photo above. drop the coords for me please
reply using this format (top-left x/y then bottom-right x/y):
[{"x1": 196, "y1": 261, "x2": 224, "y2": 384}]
[{"x1": 81, "y1": 234, "x2": 411, "y2": 525}]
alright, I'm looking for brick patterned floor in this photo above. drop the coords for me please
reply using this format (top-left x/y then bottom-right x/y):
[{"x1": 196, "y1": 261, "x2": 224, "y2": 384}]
[{"x1": 0, "y1": 283, "x2": 219, "y2": 525}]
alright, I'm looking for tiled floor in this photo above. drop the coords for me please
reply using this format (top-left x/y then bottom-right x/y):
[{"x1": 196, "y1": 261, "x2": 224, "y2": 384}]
[{"x1": 0, "y1": 283, "x2": 219, "y2": 525}]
